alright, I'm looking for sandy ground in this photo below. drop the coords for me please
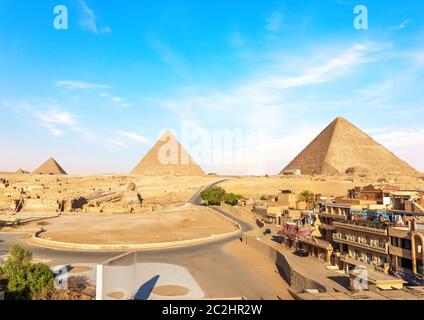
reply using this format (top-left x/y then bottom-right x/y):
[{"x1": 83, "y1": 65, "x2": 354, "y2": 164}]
[
  {"x1": 0, "y1": 174, "x2": 220, "y2": 205},
  {"x1": 221, "y1": 175, "x2": 424, "y2": 198},
  {"x1": 222, "y1": 240, "x2": 293, "y2": 300},
  {"x1": 152, "y1": 285, "x2": 190, "y2": 296},
  {"x1": 13, "y1": 205, "x2": 236, "y2": 245}
]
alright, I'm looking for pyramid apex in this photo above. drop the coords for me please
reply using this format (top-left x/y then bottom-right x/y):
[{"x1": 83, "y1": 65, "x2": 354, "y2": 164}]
[
  {"x1": 159, "y1": 130, "x2": 176, "y2": 140},
  {"x1": 333, "y1": 116, "x2": 349, "y2": 123}
]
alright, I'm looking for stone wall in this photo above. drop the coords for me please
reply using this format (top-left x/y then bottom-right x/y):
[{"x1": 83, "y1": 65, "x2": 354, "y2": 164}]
[
  {"x1": 242, "y1": 232, "x2": 326, "y2": 293},
  {"x1": 22, "y1": 199, "x2": 61, "y2": 213}
]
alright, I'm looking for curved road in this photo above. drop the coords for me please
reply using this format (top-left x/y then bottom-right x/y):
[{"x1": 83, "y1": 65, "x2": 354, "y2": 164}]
[
  {"x1": 189, "y1": 179, "x2": 253, "y2": 233},
  {"x1": 0, "y1": 180, "x2": 281, "y2": 299}
]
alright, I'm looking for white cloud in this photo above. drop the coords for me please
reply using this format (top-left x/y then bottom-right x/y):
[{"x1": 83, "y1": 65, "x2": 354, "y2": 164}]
[
  {"x1": 34, "y1": 109, "x2": 77, "y2": 126},
  {"x1": 3, "y1": 100, "x2": 95, "y2": 142},
  {"x1": 157, "y1": 42, "x2": 381, "y2": 119},
  {"x1": 373, "y1": 128, "x2": 424, "y2": 172},
  {"x1": 148, "y1": 38, "x2": 190, "y2": 78},
  {"x1": 106, "y1": 139, "x2": 127, "y2": 149},
  {"x1": 78, "y1": 0, "x2": 111, "y2": 34},
  {"x1": 267, "y1": 43, "x2": 378, "y2": 89},
  {"x1": 49, "y1": 128, "x2": 65, "y2": 137},
  {"x1": 111, "y1": 96, "x2": 124, "y2": 103},
  {"x1": 266, "y1": 11, "x2": 283, "y2": 31},
  {"x1": 417, "y1": 52, "x2": 424, "y2": 66},
  {"x1": 98, "y1": 90, "x2": 134, "y2": 108},
  {"x1": 100, "y1": 26, "x2": 111, "y2": 33},
  {"x1": 116, "y1": 131, "x2": 151, "y2": 144},
  {"x1": 389, "y1": 19, "x2": 412, "y2": 31},
  {"x1": 56, "y1": 80, "x2": 111, "y2": 90}
]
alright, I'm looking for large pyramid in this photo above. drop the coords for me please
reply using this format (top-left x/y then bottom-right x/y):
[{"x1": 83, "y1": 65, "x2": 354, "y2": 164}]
[
  {"x1": 131, "y1": 131, "x2": 205, "y2": 176},
  {"x1": 281, "y1": 117, "x2": 418, "y2": 176},
  {"x1": 33, "y1": 157, "x2": 68, "y2": 175}
]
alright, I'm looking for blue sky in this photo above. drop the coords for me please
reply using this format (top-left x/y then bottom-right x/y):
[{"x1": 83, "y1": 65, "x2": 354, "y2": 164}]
[{"x1": 0, "y1": 0, "x2": 423, "y2": 174}]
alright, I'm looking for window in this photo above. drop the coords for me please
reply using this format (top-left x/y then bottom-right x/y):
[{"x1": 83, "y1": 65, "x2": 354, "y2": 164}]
[
  {"x1": 402, "y1": 239, "x2": 412, "y2": 250},
  {"x1": 355, "y1": 249, "x2": 361, "y2": 259},
  {"x1": 391, "y1": 237, "x2": 398, "y2": 247}
]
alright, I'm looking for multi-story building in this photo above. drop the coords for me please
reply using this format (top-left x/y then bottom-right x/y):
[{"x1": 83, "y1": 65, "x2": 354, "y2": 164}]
[
  {"x1": 347, "y1": 185, "x2": 399, "y2": 205},
  {"x1": 333, "y1": 220, "x2": 391, "y2": 274},
  {"x1": 389, "y1": 220, "x2": 424, "y2": 282},
  {"x1": 391, "y1": 191, "x2": 424, "y2": 213}
]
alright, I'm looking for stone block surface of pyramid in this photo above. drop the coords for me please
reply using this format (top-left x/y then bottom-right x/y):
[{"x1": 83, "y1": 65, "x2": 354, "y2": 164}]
[
  {"x1": 16, "y1": 168, "x2": 29, "y2": 175},
  {"x1": 281, "y1": 117, "x2": 418, "y2": 176},
  {"x1": 33, "y1": 157, "x2": 68, "y2": 175},
  {"x1": 131, "y1": 131, "x2": 205, "y2": 176}
]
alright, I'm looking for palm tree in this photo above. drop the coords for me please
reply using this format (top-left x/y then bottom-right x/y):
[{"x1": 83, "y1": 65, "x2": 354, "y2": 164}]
[{"x1": 299, "y1": 190, "x2": 315, "y2": 209}]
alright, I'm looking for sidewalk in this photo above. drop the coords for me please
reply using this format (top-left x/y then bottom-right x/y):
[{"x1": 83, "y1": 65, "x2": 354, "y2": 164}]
[
  {"x1": 260, "y1": 235, "x2": 350, "y2": 293},
  {"x1": 219, "y1": 204, "x2": 350, "y2": 293}
]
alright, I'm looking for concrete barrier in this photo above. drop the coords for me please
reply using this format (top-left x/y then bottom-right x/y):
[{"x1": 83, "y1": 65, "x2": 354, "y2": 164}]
[
  {"x1": 29, "y1": 228, "x2": 241, "y2": 251},
  {"x1": 242, "y1": 232, "x2": 326, "y2": 293},
  {"x1": 28, "y1": 206, "x2": 242, "y2": 252}
]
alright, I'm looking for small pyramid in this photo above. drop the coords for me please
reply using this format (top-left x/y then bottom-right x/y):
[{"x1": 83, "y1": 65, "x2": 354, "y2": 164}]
[
  {"x1": 131, "y1": 131, "x2": 205, "y2": 176},
  {"x1": 33, "y1": 157, "x2": 67, "y2": 175},
  {"x1": 281, "y1": 117, "x2": 418, "y2": 175},
  {"x1": 16, "y1": 168, "x2": 29, "y2": 175}
]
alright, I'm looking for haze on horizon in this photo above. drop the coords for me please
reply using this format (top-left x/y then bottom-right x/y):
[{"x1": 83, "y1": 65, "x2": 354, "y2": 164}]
[{"x1": 0, "y1": 0, "x2": 423, "y2": 175}]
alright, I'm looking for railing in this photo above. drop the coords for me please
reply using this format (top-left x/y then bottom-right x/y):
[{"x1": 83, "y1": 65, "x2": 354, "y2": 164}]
[
  {"x1": 333, "y1": 221, "x2": 388, "y2": 235},
  {"x1": 341, "y1": 254, "x2": 385, "y2": 269},
  {"x1": 333, "y1": 233, "x2": 389, "y2": 254}
]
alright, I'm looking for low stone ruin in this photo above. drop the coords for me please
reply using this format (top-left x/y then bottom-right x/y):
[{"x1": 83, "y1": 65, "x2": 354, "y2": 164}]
[
  {"x1": 0, "y1": 178, "x2": 9, "y2": 189},
  {"x1": 70, "y1": 183, "x2": 144, "y2": 214}
]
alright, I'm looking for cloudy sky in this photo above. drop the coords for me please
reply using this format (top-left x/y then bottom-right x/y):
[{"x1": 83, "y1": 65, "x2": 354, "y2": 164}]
[{"x1": 0, "y1": 0, "x2": 423, "y2": 175}]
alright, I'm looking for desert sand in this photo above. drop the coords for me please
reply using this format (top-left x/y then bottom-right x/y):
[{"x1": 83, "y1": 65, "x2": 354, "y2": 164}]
[{"x1": 9, "y1": 205, "x2": 236, "y2": 245}]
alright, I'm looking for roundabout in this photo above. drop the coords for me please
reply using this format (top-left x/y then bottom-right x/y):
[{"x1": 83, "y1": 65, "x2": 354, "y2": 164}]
[{"x1": 25, "y1": 204, "x2": 241, "y2": 252}]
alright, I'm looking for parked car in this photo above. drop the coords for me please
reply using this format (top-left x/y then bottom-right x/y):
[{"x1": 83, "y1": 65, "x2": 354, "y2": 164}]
[
  {"x1": 263, "y1": 229, "x2": 272, "y2": 235},
  {"x1": 294, "y1": 248, "x2": 309, "y2": 257}
]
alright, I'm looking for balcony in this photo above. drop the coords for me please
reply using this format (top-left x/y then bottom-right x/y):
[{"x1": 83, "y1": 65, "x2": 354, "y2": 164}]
[
  {"x1": 333, "y1": 221, "x2": 389, "y2": 235},
  {"x1": 333, "y1": 233, "x2": 389, "y2": 254},
  {"x1": 319, "y1": 223, "x2": 337, "y2": 231},
  {"x1": 389, "y1": 246, "x2": 413, "y2": 260},
  {"x1": 340, "y1": 255, "x2": 385, "y2": 269},
  {"x1": 318, "y1": 212, "x2": 347, "y2": 220}
]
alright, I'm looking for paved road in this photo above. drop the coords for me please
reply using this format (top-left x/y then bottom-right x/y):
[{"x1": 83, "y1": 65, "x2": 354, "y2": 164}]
[
  {"x1": 0, "y1": 181, "x2": 283, "y2": 299},
  {"x1": 189, "y1": 179, "x2": 254, "y2": 232}
]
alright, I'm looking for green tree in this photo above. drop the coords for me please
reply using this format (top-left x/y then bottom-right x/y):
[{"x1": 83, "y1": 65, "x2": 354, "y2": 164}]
[
  {"x1": 201, "y1": 186, "x2": 226, "y2": 206},
  {"x1": 224, "y1": 193, "x2": 242, "y2": 206},
  {"x1": 1, "y1": 244, "x2": 54, "y2": 300},
  {"x1": 27, "y1": 263, "x2": 55, "y2": 297},
  {"x1": 299, "y1": 190, "x2": 315, "y2": 209}
]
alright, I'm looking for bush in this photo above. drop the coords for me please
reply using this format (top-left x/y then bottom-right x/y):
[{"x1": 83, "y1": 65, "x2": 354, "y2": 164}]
[
  {"x1": 224, "y1": 193, "x2": 242, "y2": 206},
  {"x1": 14, "y1": 218, "x2": 22, "y2": 227},
  {"x1": 1, "y1": 245, "x2": 54, "y2": 300},
  {"x1": 201, "y1": 186, "x2": 226, "y2": 206},
  {"x1": 27, "y1": 263, "x2": 55, "y2": 298},
  {"x1": 201, "y1": 187, "x2": 242, "y2": 206}
]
